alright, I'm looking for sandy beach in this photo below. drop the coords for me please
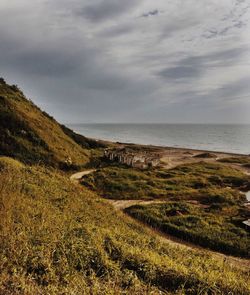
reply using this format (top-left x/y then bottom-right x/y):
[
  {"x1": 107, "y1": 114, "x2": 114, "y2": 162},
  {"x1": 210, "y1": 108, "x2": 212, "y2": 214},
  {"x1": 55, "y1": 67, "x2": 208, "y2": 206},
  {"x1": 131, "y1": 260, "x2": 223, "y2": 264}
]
[{"x1": 98, "y1": 139, "x2": 250, "y2": 173}]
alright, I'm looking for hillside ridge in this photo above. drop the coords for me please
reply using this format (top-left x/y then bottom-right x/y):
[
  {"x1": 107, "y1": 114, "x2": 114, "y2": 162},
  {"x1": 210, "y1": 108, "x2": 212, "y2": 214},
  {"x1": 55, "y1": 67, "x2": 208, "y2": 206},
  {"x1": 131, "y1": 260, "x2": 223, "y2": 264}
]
[{"x1": 0, "y1": 78, "x2": 103, "y2": 168}]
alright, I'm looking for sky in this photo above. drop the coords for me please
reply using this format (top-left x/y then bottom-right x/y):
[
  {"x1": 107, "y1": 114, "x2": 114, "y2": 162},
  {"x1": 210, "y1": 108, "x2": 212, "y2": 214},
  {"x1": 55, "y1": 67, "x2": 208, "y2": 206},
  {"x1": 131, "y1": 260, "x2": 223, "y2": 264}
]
[{"x1": 0, "y1": 0, "x2": 250, "y2": 124}]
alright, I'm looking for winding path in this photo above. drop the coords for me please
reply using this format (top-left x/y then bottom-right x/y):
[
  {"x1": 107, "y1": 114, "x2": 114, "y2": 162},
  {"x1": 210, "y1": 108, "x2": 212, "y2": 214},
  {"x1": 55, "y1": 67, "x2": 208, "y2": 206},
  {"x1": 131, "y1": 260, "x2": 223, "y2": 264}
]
[
  {"x1": 71, "y1": 168, "x2": 250, "y2": 269},
  {"x1": 106, "y1": 198, "x2": 250, "y2": 270},
  {"x1": 70, "y1": 169, "x2": 96, "y2": 181}
]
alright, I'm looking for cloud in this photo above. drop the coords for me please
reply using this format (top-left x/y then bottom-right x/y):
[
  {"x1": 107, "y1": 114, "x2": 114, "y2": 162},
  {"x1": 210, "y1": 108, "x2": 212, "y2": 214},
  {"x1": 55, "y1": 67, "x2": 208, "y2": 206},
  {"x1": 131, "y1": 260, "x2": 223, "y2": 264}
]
[
  {"x1": 98, "y1": 22, "x2": 135, "y2": 38},
  {"x1": 157, "y1": 46, "x2": 249, "y2": 82},
  {"x1": 78, "y1": 0, "x2": 141, "y2": 22},
  {"x1": 211, "y1": 77, "x2": 250, "y2": 102},
  {"x1": 158, "y1": 66, "x2": 202, "y2": 80},
  {"x1": 0, "y1": 0, "x2": 249, "y2": 123},
  {"x1": 202, "y1": 0, "x2": 250, "y2": 39},
  {"x1": 141, "y1": 9, "x2": 159, "y2": 18}
]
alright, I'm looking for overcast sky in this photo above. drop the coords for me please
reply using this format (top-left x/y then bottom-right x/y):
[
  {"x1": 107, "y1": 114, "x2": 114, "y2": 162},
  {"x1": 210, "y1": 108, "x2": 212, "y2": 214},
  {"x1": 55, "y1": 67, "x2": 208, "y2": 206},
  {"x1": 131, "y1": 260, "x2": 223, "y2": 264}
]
[{"x1": 1, "y1": 0, "x2": 250, "y2": 123}]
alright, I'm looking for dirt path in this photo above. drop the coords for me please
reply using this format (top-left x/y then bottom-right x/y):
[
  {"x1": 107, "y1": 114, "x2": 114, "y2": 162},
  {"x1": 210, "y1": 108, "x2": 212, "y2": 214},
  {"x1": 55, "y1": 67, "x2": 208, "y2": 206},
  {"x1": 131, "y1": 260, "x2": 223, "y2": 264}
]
[
  {"x1": 107, "y1": 199, "x2": 166, "y2": 210},
  {"x1": 70, "y1": 169, "x2": 96, "y2": 181}
]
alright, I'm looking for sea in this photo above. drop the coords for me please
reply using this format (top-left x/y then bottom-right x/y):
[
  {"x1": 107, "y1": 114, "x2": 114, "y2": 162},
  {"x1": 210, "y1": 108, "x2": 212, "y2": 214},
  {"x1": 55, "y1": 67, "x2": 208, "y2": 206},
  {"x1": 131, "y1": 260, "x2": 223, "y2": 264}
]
[{"x1": 68, "y1": 123, "x2": 250, "y2": 155}]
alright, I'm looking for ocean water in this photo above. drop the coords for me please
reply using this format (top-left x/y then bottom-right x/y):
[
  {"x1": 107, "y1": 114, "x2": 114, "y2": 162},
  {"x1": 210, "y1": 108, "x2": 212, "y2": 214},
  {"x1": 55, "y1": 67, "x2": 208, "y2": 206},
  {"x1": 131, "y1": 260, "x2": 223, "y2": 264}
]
[{"x1": 68, "y1": 124, "x2": 250, "y2": 155}]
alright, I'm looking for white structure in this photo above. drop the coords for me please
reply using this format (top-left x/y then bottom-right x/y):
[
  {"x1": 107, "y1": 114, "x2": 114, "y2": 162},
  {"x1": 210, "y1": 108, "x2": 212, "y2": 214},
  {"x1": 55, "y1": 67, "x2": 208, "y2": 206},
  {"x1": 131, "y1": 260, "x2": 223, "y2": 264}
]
[{"x1": 104, "y1": 148, "x2": 160, "y2": 169}]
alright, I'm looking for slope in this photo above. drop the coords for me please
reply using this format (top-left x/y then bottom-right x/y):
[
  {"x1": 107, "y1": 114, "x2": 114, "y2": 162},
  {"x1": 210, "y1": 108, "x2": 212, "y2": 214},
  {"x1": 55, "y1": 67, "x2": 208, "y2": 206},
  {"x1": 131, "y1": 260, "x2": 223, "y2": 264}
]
[{"x1": 0, "y1": 78, "x2": 90, "y2": 167}]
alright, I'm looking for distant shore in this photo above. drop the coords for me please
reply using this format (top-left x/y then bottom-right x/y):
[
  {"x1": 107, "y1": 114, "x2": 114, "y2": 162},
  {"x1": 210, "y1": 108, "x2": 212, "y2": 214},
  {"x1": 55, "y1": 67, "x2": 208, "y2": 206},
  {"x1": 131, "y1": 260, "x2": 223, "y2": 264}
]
[
  {"x1": 97, "y1": 137, "x2": 249, "y2": 157},
  {"x1": 92, "y1": 138, "x2": 250, "y2": 175}
]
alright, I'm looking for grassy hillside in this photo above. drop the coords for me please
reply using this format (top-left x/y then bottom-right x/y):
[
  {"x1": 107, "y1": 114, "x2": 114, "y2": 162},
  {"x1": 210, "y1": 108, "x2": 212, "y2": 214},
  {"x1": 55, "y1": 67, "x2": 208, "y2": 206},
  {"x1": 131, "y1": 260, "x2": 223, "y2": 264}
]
[
  {"x1": 0, "y1": 78, "x2": 91, "y2": 168},
  {"x1": 0, "y1": 157, "x2": 249, "y2": 294}
]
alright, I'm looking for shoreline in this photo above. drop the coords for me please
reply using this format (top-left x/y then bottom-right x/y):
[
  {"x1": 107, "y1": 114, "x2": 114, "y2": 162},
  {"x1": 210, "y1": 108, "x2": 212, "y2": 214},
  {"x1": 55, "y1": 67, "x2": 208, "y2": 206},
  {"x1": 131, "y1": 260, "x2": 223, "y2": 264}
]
[{"x1": 90, "y1": 135, "x2": 250, "y2": 173}]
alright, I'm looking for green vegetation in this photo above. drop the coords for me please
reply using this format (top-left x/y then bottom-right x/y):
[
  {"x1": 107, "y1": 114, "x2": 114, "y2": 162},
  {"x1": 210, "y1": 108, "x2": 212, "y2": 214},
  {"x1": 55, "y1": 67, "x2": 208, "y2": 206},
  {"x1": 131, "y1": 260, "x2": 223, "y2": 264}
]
[
  {"x1": 0, "y1": 158, "x2": 249, "y2": 294},
  {"x1": 126, "y1": 202, "x2": 250, "y2": 257},
  {"x1": 60, "y1": 124, "x2": 106, "y2": 149},
  {"x1": 83, "y1": 162, "x2": 250, "y2": 256},
  {"x1": 194, "y1": 152, "x2": 217, "y2": 158},
  {"x1": 0, "y1": 78, "x2": 91, "y2": 168},
  {"x1": 82, "y1": 165, "x2": 166, "y2": 200},
  {"x1": 82, "y1": 162, "x2": 249, "y2": 203},
  {"x1": 218, "y1": 156, "x2": 250, "y2": 165},
  {"x1": 0, "y1": 156, "x2": 25, "y2": 170}
]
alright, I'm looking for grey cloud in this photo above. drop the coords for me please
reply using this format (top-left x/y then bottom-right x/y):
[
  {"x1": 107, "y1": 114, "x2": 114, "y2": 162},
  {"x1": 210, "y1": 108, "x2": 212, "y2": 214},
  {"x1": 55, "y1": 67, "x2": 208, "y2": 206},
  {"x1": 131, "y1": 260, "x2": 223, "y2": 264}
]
[
  {"x1": 160, "y1": 18, "x2": 200, "y2": 40},
  {"x1": 141, "y1": 10, "x2": 159, "y2": 18},
  {"x1": 212, "y1": 77, "x2": 250, "y2": 101},
  {"x1": 183, "y1": 47, "x2": 247, "y2": 64},
  {"x1": 78, "y1": 0, "x2": 141, "y2": 22},
  {"x1": 203, "y1": 21, "x2": 246, "y2": 39},
  {"x1": 0, "y1": 19, "x2": 135, "y2": 92},
  {"x1": 0, "y1": 0, "x2": 249, "y2": 124},
  {"x1": 176, "y1": 76, "x2": 250, "y2": 109},
  {"x1": 158, "y1": 66, "x2": 202, "y2": 80},
  {"x1": 99, "y1": 22, "x2": 135, "y2": 38},
  {"x1": 182, "y1": 46, "x2": 249, "y2": 68},
  {"x1": 158, "y1": 46, "x2": 248, "y2": 81},
  {"x1": 204, "y1": 0, "x2": 249, "y2": 39},
  {"x1": 8, "y1": 50, "x2": 80, "y2": 77}
]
